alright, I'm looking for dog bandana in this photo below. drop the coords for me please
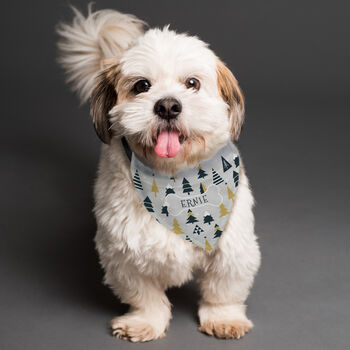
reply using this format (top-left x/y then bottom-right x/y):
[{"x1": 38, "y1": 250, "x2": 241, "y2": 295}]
[{"x1": 125, "y1": 138, "x2": 240, "y2": 251}]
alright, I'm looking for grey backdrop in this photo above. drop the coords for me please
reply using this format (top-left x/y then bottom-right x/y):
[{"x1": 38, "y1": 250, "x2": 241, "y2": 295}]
[{"x1": 1, "y1": 1, "x2": 349, "y2": 349}]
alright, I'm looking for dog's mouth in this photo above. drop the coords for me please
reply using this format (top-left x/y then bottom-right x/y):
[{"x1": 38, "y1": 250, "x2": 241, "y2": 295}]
[{"x1": 154, "y1": 127, "x2": 185, "y2": 158}]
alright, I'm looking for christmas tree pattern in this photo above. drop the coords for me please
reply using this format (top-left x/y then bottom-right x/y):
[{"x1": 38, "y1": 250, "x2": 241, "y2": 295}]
[
  {"x1": 214, "y1": 224, "x2": 223, "y2": 238},
  {"x1": 133, "y1": 170, "x2": 143, "y2": 190},
  {"x1": 219, "y1": 203, "x2": 230, "y2": 217},
  {"x1": 212, "y1": 168, "x2": 224, "y2": 185},
  {"x1": 165, "y1": 184, "x2": 175, "y2": 196},
  {"x1": 233, "y1": 171, "x2": 239, "y2": 187},
  {"x1": 221, "y1": 156, "x2": 232, "y2": 172},
  {"x1": 193, "y1": 225, "x2": 204, "y2": 235},
  {"x1": 161, "y1": 205, "x2": 169, "y2": 217},
  {"x1": 143, "y1": 196, "x2": 154, "y2": 213},
  {"x1": 203, "y1": 211, "x2": 214, "y2": 225},
  {"x1": 182, "y1": 178, "x2": 193, "y2": 195},
  {"x1": 227, "y1": 186, "x2": 235, "y2": 202},
  {"x1": 151, "y1": 177, "x2": 159, "y2": 198},
  {"x1": 234, "y1": 156, "x2": 240, "y2": 168},
  {"x1": 197, "y1": 165, "x2": 208, "y2": 179},
  {"x1": 172, "y1": 218, "x2": 184, "y2": 234},
  {"x1": 185, "y1": 235, "x2": 192, "y2": 243},
  {"x1": 205, "y1": 240, "x2": 213, "y2": 251},
  {"x1": 199, "y1": 182, "x2": 207, "y2": 194},
  {"x1": 186, "y1": 209, "x2": 199, "y2": 224},
  {"x1": 170, "y1": 175, "x2": 178, "y2": 182}
]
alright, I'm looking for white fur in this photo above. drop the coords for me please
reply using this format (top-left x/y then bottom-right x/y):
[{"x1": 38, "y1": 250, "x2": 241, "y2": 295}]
[
  {"x1": 109, "y1": 28, "x2": 231, "y2": 163},
  {"x1": 57, "y1": 6, "x2": 145, "y2": 102},
  {"x1": 58, "y1": 7, "x2": 261, "y2": 342}
]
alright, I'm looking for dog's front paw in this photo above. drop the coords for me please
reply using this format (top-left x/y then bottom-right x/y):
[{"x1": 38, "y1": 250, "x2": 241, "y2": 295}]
[
  {"x1": 198, "y1": 302, "x2": 253, "y2": 339},
  {"x1": 111, "y1": 314, "x2": 167, "y2": 342},
  {"x1": 198, "y1": 319, "x2": 252, "y2": 339}
]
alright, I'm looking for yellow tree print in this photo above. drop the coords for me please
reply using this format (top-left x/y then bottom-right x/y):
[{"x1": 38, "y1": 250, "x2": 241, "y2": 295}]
[
  {"x1": 151, "y1": 177, "x2": 159, "y2": 198},
  {"x1": 172, "y1": 218, "x2": 184, "y2": 234},
  {"x1": 219, "y1": 203, "x2": 230, "y2": 217},
  {"x1": 200, "y1": 182, "x2": 207, "y2": 194},
  {"x1": 205, "y1": 240, "x2": 212, "y2": 251},
  {"x1": 227, "y1": 186, "x2": 234, "y2": 202}
]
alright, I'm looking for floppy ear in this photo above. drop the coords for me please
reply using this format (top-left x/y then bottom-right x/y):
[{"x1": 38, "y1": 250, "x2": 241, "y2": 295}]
[
  {"x1": 216, "y1": 58, "x2": 245, "y2": 141},
  {"x1": 90, "y1": 66, "x2": 119, "y2": 144}
]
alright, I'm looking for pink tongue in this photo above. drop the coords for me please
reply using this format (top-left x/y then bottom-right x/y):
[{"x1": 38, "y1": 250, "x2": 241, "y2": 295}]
[{"x1": 155, "y1": 130, "x2": 181, "y2": 158}]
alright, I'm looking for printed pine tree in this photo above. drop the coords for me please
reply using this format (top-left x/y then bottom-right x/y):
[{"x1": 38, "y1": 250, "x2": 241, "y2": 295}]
[
  {"x1": 186, "y1": 209, "x2": 199, "y2": 224},
  {"x1": 234, "y1": 156, "x2": 240, "y2": 168},
  {"x1": 199, "y1": 182, "x2": 207, "y2": 194},
  {"x1": 233, "y1": 171, "x2": 239, "y2": 187},
  {"x1": 227, "y1": 186, "x2": 235, "y2": 202},
  {"x1": 182, "y1": 178, "x2": 193, "y2": 195},
  {"x1": 205, "y1": 240, "x2": 213, "y2": 251},
  {"x1": 151, "y1": 177, "x2": 159, "y2": 198},
  {"x1": 203, "y1": 211, "x2": 214, "y2": 225},
  {"x1": 165, "y1": 184, "x2": 175, "y2": 196},
  {"x1": 161, "y1": 205, "x2": 169, "y2": 217},
  {"x1": 214, "y1": 224, "x2": 223, "y2": 238},
  {"x1": 172, "y1": 218, "x2": 184, "y2": 234},
  {"x1": 133, "y1": 169, "x2": 143, "y2": 190},
  {"x1": 143, "y1": 196, "x2": 154, "y2": 212},
  {"x1": 185, "y1": 235, "x2": 192, "y2": 242},
  {"x1": 197, "y1": 165, "x2": 208, "y2": 179},
  {"x1": 193, "y1": 225, "x2": 204, "y2": 235},
  {"x1": 219, "y1": 203, "x2": 230, "y2": 217},
  {"x1": 212, "y1": 168, "x2": 224, "y2": 185},
  {"x1": 221, "y1": 156, "x2": 232, "y2": 172}
]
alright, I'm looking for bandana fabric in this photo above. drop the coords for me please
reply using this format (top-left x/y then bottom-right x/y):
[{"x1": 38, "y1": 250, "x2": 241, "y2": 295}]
[{"x1": 129, "y1": 141, "x2": 240, "y2": 251}]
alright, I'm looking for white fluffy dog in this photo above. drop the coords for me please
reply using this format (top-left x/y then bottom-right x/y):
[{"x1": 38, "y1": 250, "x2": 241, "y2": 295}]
[{"x1": 57, "y1": 7, "x2": 261, "y2": 342}]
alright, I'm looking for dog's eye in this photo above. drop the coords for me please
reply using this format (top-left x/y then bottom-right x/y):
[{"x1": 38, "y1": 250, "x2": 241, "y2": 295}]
[
  {"x1": 134, "y1": 80, "x2": 151, "y2": 94},
  {"x1": 185, "y1": 77, "x2": 200, "y2": 91}
]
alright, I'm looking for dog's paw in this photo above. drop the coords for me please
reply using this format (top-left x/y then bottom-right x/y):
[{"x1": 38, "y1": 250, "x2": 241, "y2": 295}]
[
  {"x1": 111, "y1": 315, "x2": 166, "y2": 342},
  {"x1": 198, "y1": 319, "x2": 253, "y2": 339}
]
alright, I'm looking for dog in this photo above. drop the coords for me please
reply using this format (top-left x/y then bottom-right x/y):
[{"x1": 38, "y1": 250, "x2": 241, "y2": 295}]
[{"x1": 57, "y1": 7, "x2": 261, "y2": 342}]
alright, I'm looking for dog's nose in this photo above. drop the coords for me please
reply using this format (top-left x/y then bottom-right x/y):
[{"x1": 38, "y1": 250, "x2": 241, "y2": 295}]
[{"x1": 154, "y1": 97, "x2": 182, "y2": 120}]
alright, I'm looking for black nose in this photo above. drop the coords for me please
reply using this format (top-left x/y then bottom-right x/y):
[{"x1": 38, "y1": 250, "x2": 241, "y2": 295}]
[{"x1": 154, "y1": 97, "x2": 182, "y2": 120}]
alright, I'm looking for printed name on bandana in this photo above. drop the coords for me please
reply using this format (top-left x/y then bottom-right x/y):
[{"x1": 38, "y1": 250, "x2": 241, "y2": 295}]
[{"x1": 180, "y1": 194, "x2": 208, "y2": 208}]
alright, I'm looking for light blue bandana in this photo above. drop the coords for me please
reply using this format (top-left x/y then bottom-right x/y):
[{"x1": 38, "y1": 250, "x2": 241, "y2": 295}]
[{"x1": 129, "y1": 141, "x2": 240, "y2": 251}]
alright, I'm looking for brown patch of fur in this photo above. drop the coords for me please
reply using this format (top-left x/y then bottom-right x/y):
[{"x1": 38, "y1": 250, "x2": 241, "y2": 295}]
[
  {"x1": 116, "y1": 75, "x2": 153, "y2": 103},
  {"x1": 198, "y1": 319, "x2": 253, "y2": 339},
  {"x1": 116, "y1": 76, "x2": 136, "y2": 102},
  {"x1": 182, "y1": 134, "x2": 206, "y2": 164},
  {"x1": 102, "y1": 57, "x2": 118, "y2": 69},
  {"x1": 216, "y1": 58, "x2": 245, "y2": 140},
  {"x1": 90, "y1": 65, "x2": 120, "y2": 144}
]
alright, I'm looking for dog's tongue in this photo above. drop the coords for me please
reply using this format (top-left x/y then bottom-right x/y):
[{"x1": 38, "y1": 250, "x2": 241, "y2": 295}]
[{"x1": 155, "y1": 130, "x2": 180, "y2": 158}]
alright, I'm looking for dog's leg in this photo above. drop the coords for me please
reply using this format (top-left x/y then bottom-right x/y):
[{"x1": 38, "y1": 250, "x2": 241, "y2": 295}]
[
  {"x1": 110, "y1": 275, "x2": 171, "y2": 342},
  {"x1": 198, "y1": 173, "x2": 260, "y2": 339},
  {"x1": 197, "y1": 272, "x2": 254, "y2": 339}
]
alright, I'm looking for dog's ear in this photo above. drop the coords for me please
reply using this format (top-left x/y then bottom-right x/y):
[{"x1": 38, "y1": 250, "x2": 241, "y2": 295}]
[
  {"x1": 216, "y1": 58, "x2": 245, "y2": 141},
  {"x1": 90, "y1": 65, "x2": 119, "y2": 144}
]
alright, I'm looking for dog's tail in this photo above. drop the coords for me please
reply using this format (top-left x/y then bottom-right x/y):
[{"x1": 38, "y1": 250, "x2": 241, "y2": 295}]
[{"x1": 57, "y1": 5, "x2": 146, "y2": 103}]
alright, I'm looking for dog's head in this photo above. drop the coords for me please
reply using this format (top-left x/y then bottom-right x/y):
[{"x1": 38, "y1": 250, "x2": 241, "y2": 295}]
[{"x1": 58, "y1": 10, "x2": 244, "y2": 174}]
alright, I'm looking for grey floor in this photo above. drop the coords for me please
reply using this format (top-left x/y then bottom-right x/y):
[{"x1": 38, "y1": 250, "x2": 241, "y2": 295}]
[{"x1": 1, "y1": 1, "x2": 350, "y2": 349}]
